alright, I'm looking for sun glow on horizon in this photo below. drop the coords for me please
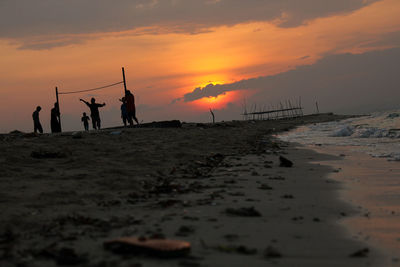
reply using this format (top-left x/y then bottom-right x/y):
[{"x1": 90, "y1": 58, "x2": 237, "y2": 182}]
[{"x1": 192, "y1": 91, "x2": 238, "y2": 110}]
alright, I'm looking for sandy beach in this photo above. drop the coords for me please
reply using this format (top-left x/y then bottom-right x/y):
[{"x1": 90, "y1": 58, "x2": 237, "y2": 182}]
[{"x1": 0, "y1": 114, "x2": 382, "y2": 267}]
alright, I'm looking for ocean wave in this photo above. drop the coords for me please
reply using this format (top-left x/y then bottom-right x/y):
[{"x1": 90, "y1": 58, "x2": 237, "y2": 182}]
[
  {"x1": 329, "y1": 125, "x2": 400, "y2": 138},
  {"x1": 330, "y1": 125, "x2": 354, "y2": 137},
  {"x1": 387, "y1": 113, "x2": 400, "y2": 119},
  {"x1": 279, "y1": 109, "x2": 400, "y2": 162}
]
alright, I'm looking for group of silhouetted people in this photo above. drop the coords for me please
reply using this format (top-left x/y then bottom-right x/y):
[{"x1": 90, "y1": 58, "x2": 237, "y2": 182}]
[
  {"x1": 120, "y1": 90, "x2": 139, "y2": 127},
  {"x1": 32, "y1": 103, "x2": 61, "y2": 134},
  {"x1": 79, "y1": 98, "x2": 106, "y2": 130},
  {"x1": 32, "y1": 90, "x2": 139, "y2": 133}
]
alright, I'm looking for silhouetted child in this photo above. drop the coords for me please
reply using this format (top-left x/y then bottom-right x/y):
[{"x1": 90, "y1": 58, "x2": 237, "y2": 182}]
[
  {"x1": 81, "y1": 112, "x2": 90, "y2": 131},
  {"x1": 79, "y1": 98, "x2": 106, "y2": 129},
  {"x1": 120, "y1": 97, "x2": 128, "y2": 127},
  {"x1": 32, "y1": 106, "x2": 43, "y2": 134}
]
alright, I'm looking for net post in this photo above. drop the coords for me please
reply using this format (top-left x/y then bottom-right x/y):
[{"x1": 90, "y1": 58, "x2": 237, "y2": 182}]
[
  {"x1": 56, "y1": 86, "x2": 62, "y2": 132},
  {"x1": 122, "y1": 67, "x2": 128, "y2": 96}
]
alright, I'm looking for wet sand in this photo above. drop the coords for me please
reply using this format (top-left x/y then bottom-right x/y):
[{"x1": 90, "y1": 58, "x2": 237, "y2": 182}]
[
  {"x1": 308, "y1": 145, "x2": 400, "y2": 266},
  {"x1": 0, "y1": 114, "x2": 381, "y2": 266}
]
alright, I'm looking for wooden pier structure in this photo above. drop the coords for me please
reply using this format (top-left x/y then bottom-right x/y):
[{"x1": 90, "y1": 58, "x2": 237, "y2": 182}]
[{"x1": 242, "y1": 99, "x2": 304, "y2": 121}]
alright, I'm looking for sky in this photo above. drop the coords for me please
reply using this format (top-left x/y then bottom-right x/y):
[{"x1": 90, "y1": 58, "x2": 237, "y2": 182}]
[{"x1": 0, "y1": 0, "x2": 399, "y2": 133}]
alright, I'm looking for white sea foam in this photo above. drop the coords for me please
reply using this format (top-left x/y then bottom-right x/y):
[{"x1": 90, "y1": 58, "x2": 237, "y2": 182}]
[
  {"x1": 330, "y1": 126, "x2": 354, "y2": 137},
  {"x1": 278, "y1": 109, "x2": 400, "y2": 161}
]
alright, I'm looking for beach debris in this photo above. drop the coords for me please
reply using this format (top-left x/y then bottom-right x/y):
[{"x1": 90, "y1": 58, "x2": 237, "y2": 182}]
[
  {"x1": 37, "y1": 246, "x2": 88, "y2": 265},
  {"x1": 182, "y1": 216, "x2": 199, "y2": 221},
  {"x1": 245, "y1": 198, "x2": 259, "y2": 202},
  {"x1": 349, "y1": 248, "x2": 369, "y2": 258},
  {"x1": 97, "y1": 199, "x2": 121, "y2": 207},
  {"x1": 264, "y1": 246, "x2": 282, "y2": 258},
  {"x1": 150, "y1": 180, "x2": 181, "y2": 194},
  {"x1": 258, "y1": 184, "x2": 273, "y2": 190},
  {"x1": 156, "y1": 199, "x2": 184, "y2": 208},
  {"x1": 179, "y1": 153, "x2": 225, "y2": 178},
  {"x1": 31, "y1": 149, "x2": 67, "y2": 159},
  {"x1": 291, "y1": 216, "x2": 304, "y2": 221},
  {"x1": 269, "y1": 176, "x2": 285, "y2": 180},
  {"x1": 72, "y1": 132, "x2": 83, "y2": 139},
  {"x1": 54, "y1": 214, "x2": 142, "y2": 233},
  {"x1": 251, "y1": 171, "x2": 260, "y2": 176},
  {"x1": 175, "y1": 225, "x2": 195, "y2": 237},
  {"x1": 201, "y1": 239, "x2": 256, "y2": 255},
  {"x1": 104, "y1": 237, "x2": 191, "y2": 258},
  {"x1": 225, "y1": 207, "x2": 262, "y2": 217},
  {"x1": 279, "y1": 156, "x2": 293, "y2": 167},
  {"x1": 223, "y1": 234, "x2": 239, "y2": 242},
  {"x1": 206, "y1": 153, "x2": 225, "y2": 166},
  {"x1": 228, "y1": 191, "x2": 245, "y2": 196},
  {"x1": 271, "y1": 142, "x2": 281, "y2": 149},
  {"x1": 215, "y1": 245, "x2": 257, "y2": 255},
  {"x1": 281, "y1": 194, "x2": 294, "y2": 199},
  {"x1": 313, "y1": 217, "x2": 321, "y2": 222},
  {"x1": 126, "y1": 192, "x2": 149, "y2": 204},
  {"x1": 110, "y1": 131, "x2": 122, "y2": 135}
]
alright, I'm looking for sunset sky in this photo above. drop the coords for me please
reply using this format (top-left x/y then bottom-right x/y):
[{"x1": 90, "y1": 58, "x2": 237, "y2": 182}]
[{"x1": 0, "y1": 0, "x2": 399, "y2": 132}]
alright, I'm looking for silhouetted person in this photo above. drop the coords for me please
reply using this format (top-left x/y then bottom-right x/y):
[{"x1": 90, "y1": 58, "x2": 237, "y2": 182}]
[
  {"x1": 50, "y1": 103, "x2": 61, "y2": 133},
  {"x1": 80, "y1": 98, "x2": 106, "y2": 130},
  {"x1": 120, "y1": 97, "x2": 128, "y2": 127},
  {"x1": 125, "y1": 90, "x2": 139, "y2": 126},
  {"x1": 32, "y1": 106, "x2": 43, "y2": 134},
  {"x1": 81, "y1": 112, "x2": 90, "y2": 131}
]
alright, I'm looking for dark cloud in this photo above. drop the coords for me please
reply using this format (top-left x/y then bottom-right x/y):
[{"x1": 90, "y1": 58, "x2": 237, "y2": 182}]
[
  {"x1": 16, "y1": 37, "x2": 85, "y2": 50},
  {"x1": 178, "y1": 47, "x2": 400, "y2": 114},
  {"x1": 0, "y1": 0, "x2": 377, "y2": 48},
  {"x1": 299, "y1": 55, "x2": 311, "y2": 60}
]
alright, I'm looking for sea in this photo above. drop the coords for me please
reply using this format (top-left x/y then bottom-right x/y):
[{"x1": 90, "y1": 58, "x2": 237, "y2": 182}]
[
  {"x1": 279, "y1": 109, "x2": 400, "y2": 161},
  {"x1": 278, "y1": 109, "x2": 400, "y2": 266}
]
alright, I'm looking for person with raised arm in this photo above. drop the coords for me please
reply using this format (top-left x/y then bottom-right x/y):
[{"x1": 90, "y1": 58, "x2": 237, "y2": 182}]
[{"x1": 79, "y1": 98, "x2": 106, "y2": 130}]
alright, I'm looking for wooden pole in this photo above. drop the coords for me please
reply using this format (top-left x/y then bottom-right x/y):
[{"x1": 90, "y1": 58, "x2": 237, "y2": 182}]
[
  {"x1": 55, "y1": 87, "x2": 62, "y2": 132},
  {"x1": 316, "y1": 101, "x2": 320, "y2": 114},
  {"x1": 122, "y1": 67, "x2": 128, "y2": 95},
  {"x1": 209, "y1": 108, "x2": 215, "y2": 124}
]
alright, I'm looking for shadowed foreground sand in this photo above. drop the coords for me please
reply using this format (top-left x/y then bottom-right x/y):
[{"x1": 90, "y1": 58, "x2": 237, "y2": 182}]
[{"x1": 0, "y1": 114, "x2": 381, "y2": 266}]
